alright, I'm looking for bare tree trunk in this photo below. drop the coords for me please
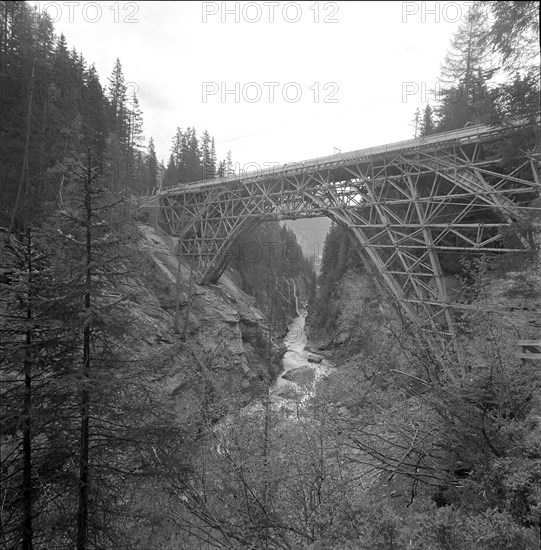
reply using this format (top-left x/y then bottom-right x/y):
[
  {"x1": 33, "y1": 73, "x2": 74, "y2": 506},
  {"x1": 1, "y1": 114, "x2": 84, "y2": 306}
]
[
  {"x1": 77, "y1": 154, "x2": 93, "y2": 550},
  {"x1": 261, "y1": 272, "x2": 278, "y2": 547},
  {"x1": 22, "y1": 227, "x2": 33, "y2": 550},
  {"x1": 9, "y1": 58, "x2": 35, "y2": 238},
  {"x1": 182, "y1": 263, "x2": 194, "y2": 341},
  {"x1": 174, "y1": 220, "x2": 183, "y2": 334}
]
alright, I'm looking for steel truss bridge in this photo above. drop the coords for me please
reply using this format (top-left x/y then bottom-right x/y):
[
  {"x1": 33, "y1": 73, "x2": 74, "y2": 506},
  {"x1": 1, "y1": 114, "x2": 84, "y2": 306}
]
[{"x1": 145, "y1": 123, "x2": 540, "y2": 366}]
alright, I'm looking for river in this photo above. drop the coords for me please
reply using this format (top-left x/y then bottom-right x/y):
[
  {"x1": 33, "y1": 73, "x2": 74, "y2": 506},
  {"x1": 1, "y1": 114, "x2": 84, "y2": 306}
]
[
  {"x1": 214, "y1": 288, "x2": 335, "y2": 435},
  {"x1": 209, "y1": 301, "x2": 336, "y2": 471},
  {"x1": 270, "y1": 309, "x2": 334, "y2": 405}
]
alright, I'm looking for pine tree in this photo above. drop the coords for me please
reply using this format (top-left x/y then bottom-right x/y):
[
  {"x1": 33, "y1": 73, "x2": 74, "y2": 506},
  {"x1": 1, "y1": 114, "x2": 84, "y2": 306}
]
[
  {"x1": 420, "y1": 104, "x2": 436, "y2": 136},
  {"x1": 217, "y1": 159, "x2": 226, "y2": 178},
  {"x1": 411, "y1": 107, "x2": 421, "y2": 138},
  {"x1": 0, "y1": 230, "x2": 41, "y2": 550},
  {"x1": 125, "y1": 93, "x2": 144, "y2": 193},
  {"x1": 478, "y1": 2, "x2": 540, "y2": 162},
  {"x1": 0, "y1": 11, "x2": 193, "y2": 545},
  {"x1": 439, "y1": 3, "x2": 492, "y2": 91},
  {"x1": 314, "y1": 223, "x2": 358, "y2": 328},
  {"x1": 164, "y1": 127, "x2": 183, "y2": 184},
  {"x1": 319, "y1": 223, "x2": 339, "y2": 287},
  {"x1": 74, "y1": 155, "x2": 94, "y2": 549},
  {"x1": 146, "y1": 137, "x2": 158, "y2": 192},
  {"x1": 0, "y1": 224, "x2": 82, "y2": 549},
  {"x1": 104, "y1": 59, "x2": 132, "y2": 193},
  {"x1": 82, "y1": 64, "x2": 107, "y2": 172},
  {"x1": 127, "y1": 93, "x2": 144, "y2": 154},
  {"x1": 200, "y1": 130, "x2": 215, "y2": 180},
  {"x1": 170, "y1": 127, "x2": 183, "y2": 166},
  {"x1": 210, "y1": 137, "x2": 217, "y2": 178},
  {"x1": 225, "y1": 150, "x2": 234, "y2": 176},
  {"x1": 436, "y1": 3, "x2": 495, "y2": 129},
  {"x1": 107, "y1": 58, "x2": 128, "y2": 145},
  {"x1": 163, "y1": 153, "x2": 178, "y2": 186},
  {"x1": 181, "y1": 127, "x2": 201, "y2": 183},
  {"x1": 482, "y1": 0, "x2": 540, "y2": 76},
  {"x1": 52, "y1": 153, "x2": 183, "y2": 547}
]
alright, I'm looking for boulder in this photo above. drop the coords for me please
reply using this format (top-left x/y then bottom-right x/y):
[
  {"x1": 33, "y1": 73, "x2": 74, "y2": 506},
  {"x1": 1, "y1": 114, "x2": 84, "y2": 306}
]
[
  {"x1": 335, "y1": 332, "x2": 350, "y2": 345},
  {"x1": 307, "y1": 353, "x2": 323, "y2": 364},
  {"x1": 272, "y1": 385, "x2": 300, "y2": 399},
  {"x1": 157, "y1": 291, "x2": 188, "y2": 310},
  {"x1": 282, "y1": 366, "x2": 316, "y2": 385}
]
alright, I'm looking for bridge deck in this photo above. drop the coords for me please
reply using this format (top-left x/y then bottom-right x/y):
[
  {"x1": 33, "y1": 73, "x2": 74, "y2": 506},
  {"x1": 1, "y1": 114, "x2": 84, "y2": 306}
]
[{"x1": 159, "y1": 123, "x2": 517, "y2": 195}]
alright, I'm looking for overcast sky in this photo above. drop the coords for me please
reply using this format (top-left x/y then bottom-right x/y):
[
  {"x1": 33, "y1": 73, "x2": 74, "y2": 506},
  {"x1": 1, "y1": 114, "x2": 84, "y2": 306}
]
[{"x1": 32, "y1": 1, "x2": 473, "y2": 171}]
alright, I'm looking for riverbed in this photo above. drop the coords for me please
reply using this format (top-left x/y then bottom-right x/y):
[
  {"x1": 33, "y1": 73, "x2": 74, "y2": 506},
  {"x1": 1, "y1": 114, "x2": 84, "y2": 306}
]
[{"x1": 271, "y1": 311, "x2": 334, "y2": 404}]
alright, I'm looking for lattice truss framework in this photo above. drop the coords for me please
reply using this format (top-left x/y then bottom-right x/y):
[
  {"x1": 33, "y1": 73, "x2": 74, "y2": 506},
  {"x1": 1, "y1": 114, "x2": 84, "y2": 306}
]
[{"x1": 152, "y1": 125, "x2": 540, "y2": 360}]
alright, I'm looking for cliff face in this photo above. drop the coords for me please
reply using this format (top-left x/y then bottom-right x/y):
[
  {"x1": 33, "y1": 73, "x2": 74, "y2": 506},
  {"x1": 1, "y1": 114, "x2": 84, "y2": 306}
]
[
  {"x1": 306, "y1": 253, "x2": 541, "y2": 366},
  {"x1": 226, "y1": 267, "x2": 303, "y2": 339},
  {"x1": 126, "y1": 224, "x2": 286, "y2": 423},
  {"x1": 306, "y1": 266, "x2": 400, "y2": 359}
]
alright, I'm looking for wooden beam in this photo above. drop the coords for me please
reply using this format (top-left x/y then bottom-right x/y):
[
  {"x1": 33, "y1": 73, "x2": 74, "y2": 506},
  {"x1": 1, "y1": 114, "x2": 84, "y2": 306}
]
[{"x1": 516, "y1": 353, "x2": 541, "y2": 360}]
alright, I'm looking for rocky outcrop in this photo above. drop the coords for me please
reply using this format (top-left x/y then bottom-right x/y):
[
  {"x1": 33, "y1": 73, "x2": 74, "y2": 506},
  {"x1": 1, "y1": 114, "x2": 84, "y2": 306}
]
[
  {"x1": 306, "y1": 267, "x2": 399, "y2": 359},
  {"x1": 306, "y1": 250, "x2": 541, "y2": 368},
  {"x1": 127, "y1": 225, "x2": 286, "y2": 425},
  {"x1": 282, "y1": 366, "x2": 316, "y2": 385}
]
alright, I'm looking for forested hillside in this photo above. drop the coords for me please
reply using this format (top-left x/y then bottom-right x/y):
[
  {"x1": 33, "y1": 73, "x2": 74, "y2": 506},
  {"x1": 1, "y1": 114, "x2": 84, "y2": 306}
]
[
  {"x1": 0, "y1": 1, "x2": 236, "y2": 233},
  {"x1": 0, "y1": 2, "x2": 316, "y2": 548},
  {"x1": 230, "y1": 222, "x2": 316, "y2": 329},
  {"x1": 412, "y1": 1, "x2": 539, "y2": 140}
]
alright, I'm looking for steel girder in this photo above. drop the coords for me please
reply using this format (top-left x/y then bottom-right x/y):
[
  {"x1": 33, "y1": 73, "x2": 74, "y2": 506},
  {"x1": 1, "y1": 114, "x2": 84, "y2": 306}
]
[{"x1": 154, "y1": 125, "x2": 540, "y2": 364}]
